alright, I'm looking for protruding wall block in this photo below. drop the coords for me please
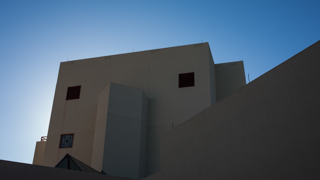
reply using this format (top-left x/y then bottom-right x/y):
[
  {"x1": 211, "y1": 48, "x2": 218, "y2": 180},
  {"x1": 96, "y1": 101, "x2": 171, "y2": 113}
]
[{"x1": 92, "y1": 82, "x2": 148, "y2": 179}]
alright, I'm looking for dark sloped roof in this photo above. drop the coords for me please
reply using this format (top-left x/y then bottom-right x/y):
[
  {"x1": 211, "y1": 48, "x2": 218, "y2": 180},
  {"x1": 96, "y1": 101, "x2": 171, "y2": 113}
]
[{"x1": 55, "y1": 154, "x2": 104, "y2": 174}]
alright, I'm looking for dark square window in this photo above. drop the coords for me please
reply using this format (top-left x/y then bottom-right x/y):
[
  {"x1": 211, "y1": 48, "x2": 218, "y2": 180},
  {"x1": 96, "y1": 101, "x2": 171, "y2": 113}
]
[
  {"x1": 66, "y1": 86, "x2": 81, "y2": 100},
  {"x1": 179, "y1": 72, "x2": 194, "y2": 88},
  {"x1": 59, "y1": 134, "x2": 74, "y2": 148}
]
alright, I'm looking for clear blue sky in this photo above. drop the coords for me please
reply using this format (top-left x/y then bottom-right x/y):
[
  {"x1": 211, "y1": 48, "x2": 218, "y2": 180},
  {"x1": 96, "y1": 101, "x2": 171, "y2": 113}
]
[{"x1": 0, "y1": 0, "x2": 319, "y2": 164}]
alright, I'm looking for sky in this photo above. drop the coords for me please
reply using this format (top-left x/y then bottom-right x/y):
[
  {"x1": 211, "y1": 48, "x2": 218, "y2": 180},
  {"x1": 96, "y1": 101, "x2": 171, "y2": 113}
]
[{"x1": 0, "y1": 0, "x2": 319, "y2": 164}]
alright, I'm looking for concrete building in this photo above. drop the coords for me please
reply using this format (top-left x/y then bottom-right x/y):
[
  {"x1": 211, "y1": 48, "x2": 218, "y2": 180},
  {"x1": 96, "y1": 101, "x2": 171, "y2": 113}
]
[
  {"x1": 2, "y1": 40, "x2": 319, "y2": 180},
  {"x1": 32, "y1": 42, "x2": 246, "y2": 179}
]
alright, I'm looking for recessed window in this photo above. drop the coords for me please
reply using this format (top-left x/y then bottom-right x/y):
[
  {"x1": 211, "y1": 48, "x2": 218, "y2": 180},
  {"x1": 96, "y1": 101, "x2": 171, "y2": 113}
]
[
  {"x1": 66, "y1": 86, "x2": 81, "y2": 100},
  {"x1": 179, "y1": 72, "x2": 194, "y2": 88},
  {"x1": 60, "y1": 134, "x2": 74, "y2": 148}
]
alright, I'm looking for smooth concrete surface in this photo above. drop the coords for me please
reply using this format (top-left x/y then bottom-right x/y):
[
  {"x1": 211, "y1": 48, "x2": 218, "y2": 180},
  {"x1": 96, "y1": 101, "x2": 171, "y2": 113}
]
[
  {"x1": 0, "y1": 160, "x2": 135, "y2": 180},
  {"x1": 102, "y1": 83, "x2": 148, "y2": 179},
  {"x1": 32, "y1": 141, "x2": 46, "y2": 165},
  {"x1": 215, "y1": 61, "x2": 246, "y2": 101},
  {"x1": 142, "y1": 40, "x2": 320, "y2": 180}
]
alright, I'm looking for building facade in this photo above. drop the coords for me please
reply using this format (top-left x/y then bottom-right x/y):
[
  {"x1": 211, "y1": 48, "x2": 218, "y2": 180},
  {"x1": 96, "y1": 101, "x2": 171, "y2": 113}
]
[{"x1": 33, "y1": 43, "x2": 246, "y2": 179}]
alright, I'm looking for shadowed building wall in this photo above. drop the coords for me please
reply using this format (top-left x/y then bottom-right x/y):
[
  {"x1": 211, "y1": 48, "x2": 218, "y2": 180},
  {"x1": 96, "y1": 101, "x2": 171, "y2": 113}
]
[{"x1": 143, "y1": 40, "x2": 320, "y2": 180}]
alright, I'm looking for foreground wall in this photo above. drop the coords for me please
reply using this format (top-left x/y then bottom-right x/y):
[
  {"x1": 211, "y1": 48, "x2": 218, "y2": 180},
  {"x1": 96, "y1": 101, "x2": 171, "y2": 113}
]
[
  {"x1": 144, "y1": 41, "x2": 320, "y2": 180},
  {"x1": 0, "y1": 160, "x2": 134, "y2": 180}
]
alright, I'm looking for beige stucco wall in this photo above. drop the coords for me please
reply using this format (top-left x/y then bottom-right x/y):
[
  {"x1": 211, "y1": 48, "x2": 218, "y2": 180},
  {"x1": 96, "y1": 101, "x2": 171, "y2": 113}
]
[
  {"x1": 143, "y1": 40, "x2": 320, "y2": 180},
  {"x1": 42, "y1": 43, "x2": 217, "y2": 175},
  {"x1": 32, "y1": 141, "x2": 46, "y2": 165},
  {"x1": 42, "y1": 57, "x2": 111, "y2": 167}
]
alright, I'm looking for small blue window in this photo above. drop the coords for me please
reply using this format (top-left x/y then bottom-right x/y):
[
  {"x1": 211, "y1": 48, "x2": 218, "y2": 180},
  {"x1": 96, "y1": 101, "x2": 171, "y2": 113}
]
[{"x1": 60, "y1": 134, "x2": 74, "y2": 148}]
